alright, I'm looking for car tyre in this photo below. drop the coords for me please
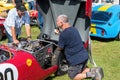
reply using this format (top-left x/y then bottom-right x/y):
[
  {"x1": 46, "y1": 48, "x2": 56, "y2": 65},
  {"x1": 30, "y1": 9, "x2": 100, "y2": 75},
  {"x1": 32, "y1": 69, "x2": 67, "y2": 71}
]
[
  {"x1": 0, "y1": 29, "x2": 2, "y2": 40},
  {"x1": 30, "y1": 17, "x2": 38, "y2": 26},
  {"x1": 116, "y1": 32, "x2": 120, "y2": 40},
  {"x1": 51, "y1": 48, "x2": 68, "y2": 76}
]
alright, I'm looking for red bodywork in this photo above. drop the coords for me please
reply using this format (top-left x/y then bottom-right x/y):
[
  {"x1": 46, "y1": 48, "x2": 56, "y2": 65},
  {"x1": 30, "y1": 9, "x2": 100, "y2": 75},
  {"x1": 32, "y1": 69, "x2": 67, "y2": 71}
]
[
  {"x1": 0, "y1": 44, "x2": 58, "y2": 80},
  {"x1": 0, "y1": 18, "x2": 5, "y2": 37},
  {"x1": 84, "y1": 0, "x2": 92, "y2": 49},
  {"x1": 86, "y1": 0, "x2": 92, "y2": 17},
  {"x1": 29, "y1": 10, "x2": 38, "y2": 26},
  {"x1": 29, "y1": 10, "x2": 38, "y2": 18}
]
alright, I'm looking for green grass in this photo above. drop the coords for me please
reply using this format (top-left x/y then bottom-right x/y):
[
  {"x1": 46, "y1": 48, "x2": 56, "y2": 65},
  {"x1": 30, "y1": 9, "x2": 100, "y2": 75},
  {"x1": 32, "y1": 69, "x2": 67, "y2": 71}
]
[
  {"x1": 0, "y1": 26, "x2": 120, "y2": 80},
  {"x1": 91, "y1": 40, "x2": 120, "y2": 80}
]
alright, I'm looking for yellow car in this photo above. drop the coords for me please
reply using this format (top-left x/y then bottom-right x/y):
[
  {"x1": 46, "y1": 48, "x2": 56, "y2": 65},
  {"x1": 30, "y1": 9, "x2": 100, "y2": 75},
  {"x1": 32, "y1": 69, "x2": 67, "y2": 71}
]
[
  {"x1": 0, "y1": 6, "x2": 7, "y2": 13},
  {"x1": 0, "y1": 1, "x2": 29, "y2": 10},
  {"x1": 0, "y1": 3, "x2": 14, "y2": 10}
]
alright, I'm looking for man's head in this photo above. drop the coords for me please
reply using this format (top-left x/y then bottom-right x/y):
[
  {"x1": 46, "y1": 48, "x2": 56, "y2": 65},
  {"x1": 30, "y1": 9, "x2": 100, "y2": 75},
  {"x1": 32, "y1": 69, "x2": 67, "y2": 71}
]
[
  {"x1": 16, "y1": 3, "x2": 27, "y2": 17},
  {"x1": 56, "y1": 14, "x2": 69, "y2": 29}
]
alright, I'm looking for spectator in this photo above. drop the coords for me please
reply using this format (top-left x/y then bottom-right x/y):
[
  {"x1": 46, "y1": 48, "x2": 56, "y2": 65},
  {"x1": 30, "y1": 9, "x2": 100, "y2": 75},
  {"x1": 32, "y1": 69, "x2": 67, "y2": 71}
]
[
  {"x1": 12, "y1": 0, "x2": 24, "y2": 6},
  {"x1": 3, "y1": 3, "x2": 31, "y2": 43},
  {"x1": 54, "y1": 14, "x2": 103, "y2": 80},
  {"x1": 27, "y1": 0, "x2": 35, "y2": 10}
]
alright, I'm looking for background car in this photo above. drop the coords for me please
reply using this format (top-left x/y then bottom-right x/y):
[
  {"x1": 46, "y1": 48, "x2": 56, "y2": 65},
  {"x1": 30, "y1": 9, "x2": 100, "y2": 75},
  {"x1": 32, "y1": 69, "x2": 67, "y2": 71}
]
[
  {"x1": 0, "y1": 17, "x2": 5, "y2": 40},
  {"x1": 0, "y1": 1, "x2": 29, "y2": 10},
  {"x1": 29, "y1": 10, "x2": 38, "y2": 26},
  {"x1": 90, "y1": 4, "x2": 120, "y2": 40}
]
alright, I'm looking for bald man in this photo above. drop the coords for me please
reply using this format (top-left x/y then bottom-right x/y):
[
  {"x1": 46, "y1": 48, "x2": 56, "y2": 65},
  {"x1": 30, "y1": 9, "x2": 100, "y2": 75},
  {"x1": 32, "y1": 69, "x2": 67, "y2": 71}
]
[{"x1": 55, "y1": 14, "x2": 103, "y2": 80}]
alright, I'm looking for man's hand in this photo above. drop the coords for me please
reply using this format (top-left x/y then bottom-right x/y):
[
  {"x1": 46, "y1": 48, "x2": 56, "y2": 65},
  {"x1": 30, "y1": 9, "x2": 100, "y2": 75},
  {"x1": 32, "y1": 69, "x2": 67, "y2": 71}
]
[
  {"x1": 54, "y1": 29, "x2": 60, "y2": 34},
  {"x1": 27, "y1": 37, "x2": 31, "y2": 41},
  {"x1": 27, "y1": 36, "x2": 31, "y2": 41},
  {"x1": 13, "y1": 39, "x2": 19, "y2": 44}
]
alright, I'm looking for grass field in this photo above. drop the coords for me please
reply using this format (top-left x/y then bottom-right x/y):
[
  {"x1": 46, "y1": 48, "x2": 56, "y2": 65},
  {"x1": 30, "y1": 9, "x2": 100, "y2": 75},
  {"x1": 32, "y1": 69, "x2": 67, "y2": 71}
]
[{"x1": 0, "y1": 26, "x2": 120, "y2": 80}]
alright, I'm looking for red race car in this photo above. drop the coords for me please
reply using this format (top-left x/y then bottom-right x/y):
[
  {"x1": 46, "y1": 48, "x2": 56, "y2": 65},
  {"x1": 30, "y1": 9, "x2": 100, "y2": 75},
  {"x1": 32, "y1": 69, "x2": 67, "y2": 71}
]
[
  {"x1": 0, "y1": 39, "x2": 67, "y2": 80},
  {"x1": 0, "y1": 17, "x2": 5, "y2": 40}
]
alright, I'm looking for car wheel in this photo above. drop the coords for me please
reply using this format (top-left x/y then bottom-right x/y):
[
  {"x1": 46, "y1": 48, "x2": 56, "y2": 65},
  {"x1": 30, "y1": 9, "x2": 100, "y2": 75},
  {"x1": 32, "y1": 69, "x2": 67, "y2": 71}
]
[
  {"x1": 0, "y1": 29, "x2": 2, "y2": 40},
  {"x1": 30, "y1": 17, "x2": 38, "y2": 26},
  {"x1": 116, "y1": 32, "x2": 120, "y2": 40},
  {"x1": 51, "y1": 49, "x2": 68, "y2": 76}
]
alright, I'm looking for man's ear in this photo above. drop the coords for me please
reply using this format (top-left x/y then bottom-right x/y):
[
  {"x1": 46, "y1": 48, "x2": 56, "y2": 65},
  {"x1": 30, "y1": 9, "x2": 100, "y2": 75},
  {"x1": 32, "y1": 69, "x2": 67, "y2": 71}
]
[{"x1": 60, "y1": 21, "x2": 64, "y2": 25}]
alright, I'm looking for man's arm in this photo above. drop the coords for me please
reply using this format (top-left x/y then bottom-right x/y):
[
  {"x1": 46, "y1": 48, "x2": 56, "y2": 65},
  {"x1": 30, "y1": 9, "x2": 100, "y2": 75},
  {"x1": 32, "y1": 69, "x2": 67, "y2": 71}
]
[
  {"x1": 57, "y1": 47, "x2": 63, "y2": 51},
  {"x1": 22, "y1": 0, "x2": 24, "y2": 4},
  {"x1": 11, "y1": 26, "x2": 19, "y2": 43},
  {"x1": 25, "y1": 24, "x2": 31, "y2": 40},
  {"x1": 12, "y1": 0, "x2": 16, "y2": 6}
]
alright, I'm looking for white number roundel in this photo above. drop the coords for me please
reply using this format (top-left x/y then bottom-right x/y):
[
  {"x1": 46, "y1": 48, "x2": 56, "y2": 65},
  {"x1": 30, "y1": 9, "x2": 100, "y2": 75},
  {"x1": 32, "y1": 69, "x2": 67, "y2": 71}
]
[{"x1": 0, "y1": 63, "x2": 18, "y2": 80}]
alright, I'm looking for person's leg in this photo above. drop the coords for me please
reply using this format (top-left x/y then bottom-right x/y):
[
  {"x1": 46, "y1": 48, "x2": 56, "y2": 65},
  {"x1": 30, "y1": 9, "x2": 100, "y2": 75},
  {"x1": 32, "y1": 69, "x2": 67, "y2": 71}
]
[
  {"x1": 38, "y1": 11, "x2": 44, "y2": 30},
  {"x1": 28, "y1": 2, "x2": 32, "y2": 10},
  {"x1": 68, "y1": 59, "x2": 96, "y2": 80},
  {"x1": 73, "y1": 68, "x2": 95, "y2": 80},
  {"x1": 5, "y1": 30, "x2": 13, "y2": 43},
  {"x1": 75, "y1": 67, "x2": 104, "y2": 80},
  {"x1": 82, "y1": 68, "x2": 90, "y2": 73},
  {"x1": 31, "y1": 1, "x2": 35, "y2": 10},
  {"x1": 73, "y1": 72, "x2": 87, "y2": 80}
]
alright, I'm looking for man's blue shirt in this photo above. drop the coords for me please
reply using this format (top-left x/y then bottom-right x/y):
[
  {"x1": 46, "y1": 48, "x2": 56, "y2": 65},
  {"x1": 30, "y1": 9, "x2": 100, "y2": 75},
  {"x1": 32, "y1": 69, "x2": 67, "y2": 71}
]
[
  {"x1": 58, "y1": 27, "x2": 88, "y2": 66},
  {"x1": 3, "y1": 8, "x2": 30, "y2": 36}
]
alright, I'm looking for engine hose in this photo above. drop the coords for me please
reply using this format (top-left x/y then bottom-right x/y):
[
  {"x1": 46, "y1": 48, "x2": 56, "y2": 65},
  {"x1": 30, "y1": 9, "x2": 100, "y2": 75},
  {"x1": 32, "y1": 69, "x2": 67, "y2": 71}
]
[{"x1": 4, "y1": 43, "x2": 12, "y2": 59}]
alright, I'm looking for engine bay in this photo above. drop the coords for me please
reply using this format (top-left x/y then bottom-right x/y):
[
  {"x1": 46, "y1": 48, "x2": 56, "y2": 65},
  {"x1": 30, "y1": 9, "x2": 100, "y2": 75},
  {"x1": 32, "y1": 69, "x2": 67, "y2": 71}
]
[
  {"x1": 0, "y1": 39, "x2": 56, "y2": 68},
  {"x1": 17, "y1": 39, "x2": 54, "y2": 68}
]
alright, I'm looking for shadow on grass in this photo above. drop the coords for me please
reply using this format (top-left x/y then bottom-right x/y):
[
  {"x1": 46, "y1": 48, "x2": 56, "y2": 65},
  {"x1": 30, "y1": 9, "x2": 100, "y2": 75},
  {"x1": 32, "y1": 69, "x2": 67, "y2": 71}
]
[
  {"x1": 90, "y1": 36, "x2": 116, "y2": 42},
  {"x1": 1, "y1": 36, "x2": 7, "y2": 41},
  {"x1": 45, "y1": 74, "x2": 67, "y2": 80},
  {"x1": 45, "y1": 76, "x2": 56, "y2": 80}
]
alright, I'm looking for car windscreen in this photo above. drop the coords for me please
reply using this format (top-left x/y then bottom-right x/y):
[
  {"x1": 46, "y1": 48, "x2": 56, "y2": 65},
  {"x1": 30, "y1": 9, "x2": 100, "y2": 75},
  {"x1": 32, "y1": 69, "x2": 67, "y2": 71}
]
[{"x1": 92, "y1": 11, "x2": 112, "y2": 22}]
